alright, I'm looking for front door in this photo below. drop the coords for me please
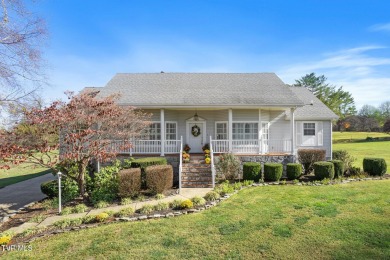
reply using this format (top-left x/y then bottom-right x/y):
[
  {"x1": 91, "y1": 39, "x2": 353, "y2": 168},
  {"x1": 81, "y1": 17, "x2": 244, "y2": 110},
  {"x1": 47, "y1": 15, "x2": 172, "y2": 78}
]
[{"x1": 187, "y1": 122, "x2": 204, "y2": 153}]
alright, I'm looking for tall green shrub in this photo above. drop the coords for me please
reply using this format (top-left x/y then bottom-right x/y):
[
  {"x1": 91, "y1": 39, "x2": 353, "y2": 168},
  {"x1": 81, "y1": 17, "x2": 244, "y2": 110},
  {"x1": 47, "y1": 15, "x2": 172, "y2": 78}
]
[
  {"x1": 286, "y1": 163, "x2": 302, "y2": 180},
  {"x1": 90, "y1": 160, "x2": 120, "y2": 204},
  {"x1": 263, "y1": 163, "x2": 283, "y2": 182},
  {"x1": 243, "y1": 162, "x2": 261, "y2": 182},
  {"x1": 363, "y1": 158, "x2": 387, "y2": 176},
  {"x1": 313, "y1": 162, "x2": 334, "y2": 180},
  {"x1": 298, "y1": 149, "x2": 326, "y2": 174},
  {"x1": 329, "y1": 160, "x2": 344, "y2": 178}
]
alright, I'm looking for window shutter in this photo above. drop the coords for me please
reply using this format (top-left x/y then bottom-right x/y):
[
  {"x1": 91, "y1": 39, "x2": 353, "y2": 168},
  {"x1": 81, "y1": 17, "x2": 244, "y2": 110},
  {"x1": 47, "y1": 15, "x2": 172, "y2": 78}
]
[
  {"x1": 296, "y1": 122, "x2": 302, "y2": 146},
  {"x1": 317, "y1": 122, "x2": 323, "y2": 146}
]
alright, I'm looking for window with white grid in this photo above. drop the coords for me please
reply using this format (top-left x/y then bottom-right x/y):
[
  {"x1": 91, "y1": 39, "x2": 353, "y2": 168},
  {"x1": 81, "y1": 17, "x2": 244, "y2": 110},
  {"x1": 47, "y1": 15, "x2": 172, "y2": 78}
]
[
  {"x1": 165, "y1": 122, "x2": 177, "y2": 140},
  {"x1": 232, "y1": 123, "x2": 258, "y2": 139},
  {"x1": 215, "y1": 122, "x2": 228, "y2": 140}
]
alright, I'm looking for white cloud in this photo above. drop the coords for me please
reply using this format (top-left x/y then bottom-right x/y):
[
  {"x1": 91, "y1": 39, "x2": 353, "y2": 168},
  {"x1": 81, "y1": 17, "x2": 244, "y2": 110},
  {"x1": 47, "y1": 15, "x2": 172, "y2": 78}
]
[
  {"x1": 277, "y1": 46, "x2": 390, "y2": 109},
  {"x1": 369, "y1": 23, "x2": 390, "y2": 32}
]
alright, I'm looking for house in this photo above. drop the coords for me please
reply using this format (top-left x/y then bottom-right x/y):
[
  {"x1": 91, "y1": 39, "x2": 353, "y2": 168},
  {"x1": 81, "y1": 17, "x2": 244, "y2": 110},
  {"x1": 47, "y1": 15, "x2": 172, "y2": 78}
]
[{"x1": 85, "y1": 72, "x2": 338, "y2": 188}]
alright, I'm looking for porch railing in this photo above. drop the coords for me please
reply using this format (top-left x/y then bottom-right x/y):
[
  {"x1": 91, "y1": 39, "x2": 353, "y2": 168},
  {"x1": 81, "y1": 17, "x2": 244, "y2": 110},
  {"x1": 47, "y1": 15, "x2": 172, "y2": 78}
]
[
  {"x1": 110, "y1": 139, "x2": 181, "y2": 155},
  {"x1": 179, "y1": 136, "x2": 183, "y2": 193},
  {"x1": 211, "y1": 138, "x2": 292, "y2": 154},
  {"x1": 210, "y1": 136, "x2": 216, "y2": 188}
]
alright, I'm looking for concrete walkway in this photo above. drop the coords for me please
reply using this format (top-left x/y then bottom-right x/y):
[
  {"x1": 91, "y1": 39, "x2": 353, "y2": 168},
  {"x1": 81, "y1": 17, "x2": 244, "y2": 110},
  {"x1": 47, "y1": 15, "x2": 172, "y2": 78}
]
[
  {"x1": 7, "y1": 188, "x2": 212, "y2": 234},
  {"x1": 0, "y1": 173, "x2": 56, "y2": 218}
]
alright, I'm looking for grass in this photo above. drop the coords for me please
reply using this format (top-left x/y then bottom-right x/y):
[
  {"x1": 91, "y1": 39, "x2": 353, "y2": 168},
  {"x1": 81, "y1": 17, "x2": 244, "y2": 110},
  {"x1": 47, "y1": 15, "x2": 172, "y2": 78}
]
[
  {"x1": 0, "y1": 165, "x2": 51, "y2": 188},
  {"x1": 333, "y1": 131, "x2": 390, "y2": 142},
  {"x1": 5, "y1": 180, "x2": 390, "y2": 259},
  {"x1": 333, "y1": 131, "x2": 390, "y2": 173}
]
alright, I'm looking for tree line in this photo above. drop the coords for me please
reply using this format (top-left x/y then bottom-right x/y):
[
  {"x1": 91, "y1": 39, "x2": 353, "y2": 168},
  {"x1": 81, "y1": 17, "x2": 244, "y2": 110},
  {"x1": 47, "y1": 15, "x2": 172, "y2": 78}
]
[{"x1": 293, "y1": 73, "x2": 390, "y2": 133}]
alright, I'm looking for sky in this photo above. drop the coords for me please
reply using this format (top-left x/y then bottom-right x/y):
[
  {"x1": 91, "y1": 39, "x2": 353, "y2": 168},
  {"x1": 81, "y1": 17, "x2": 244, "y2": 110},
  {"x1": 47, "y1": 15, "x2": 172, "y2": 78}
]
[{"x1": 35, "y1": 0, "x2": 390, "y2": 109}]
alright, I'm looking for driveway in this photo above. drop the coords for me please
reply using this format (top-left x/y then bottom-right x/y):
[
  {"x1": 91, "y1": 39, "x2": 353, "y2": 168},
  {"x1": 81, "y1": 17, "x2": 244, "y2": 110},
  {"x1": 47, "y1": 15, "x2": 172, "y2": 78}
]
[{"x1": 0, "y1": 173, "x2": 56, "y2": 218}]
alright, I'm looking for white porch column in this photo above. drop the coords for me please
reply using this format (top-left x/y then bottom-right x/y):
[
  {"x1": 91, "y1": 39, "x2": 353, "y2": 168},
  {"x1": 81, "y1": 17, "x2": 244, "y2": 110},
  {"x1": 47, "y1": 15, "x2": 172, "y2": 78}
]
[
  {"x1": 258, "y1": 109, "x2": 262, "y2": 154},
  {"x1": 290, "y1": 108, "x2": 295, "y2": 155},
  {"x1": 228, "y1": 108, "x2": 233, "y2": 152},
  {"x1": 160, "y1": 108, "x2": 165, "y2": 156}
]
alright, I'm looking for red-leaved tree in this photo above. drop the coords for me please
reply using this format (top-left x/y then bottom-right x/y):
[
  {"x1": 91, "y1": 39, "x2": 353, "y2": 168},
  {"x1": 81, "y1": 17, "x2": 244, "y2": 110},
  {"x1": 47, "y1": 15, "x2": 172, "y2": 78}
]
[{"x1": 0, "y1": 91, "x2": 151, "y2": 197}]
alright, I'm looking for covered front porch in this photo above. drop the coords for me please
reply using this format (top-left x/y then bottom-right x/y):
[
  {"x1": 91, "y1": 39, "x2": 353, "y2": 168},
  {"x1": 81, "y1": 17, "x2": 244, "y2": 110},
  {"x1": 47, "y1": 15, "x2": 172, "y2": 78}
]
[{"x1": 111, "y1": 107, "x2": 296, "y2": 156}]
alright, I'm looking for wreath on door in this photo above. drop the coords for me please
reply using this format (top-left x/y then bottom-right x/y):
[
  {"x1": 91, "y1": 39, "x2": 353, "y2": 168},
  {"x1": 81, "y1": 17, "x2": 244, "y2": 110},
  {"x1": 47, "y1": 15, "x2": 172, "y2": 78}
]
[{"x1": 191, "y1": 125, "x2": 201, "y2": 137}]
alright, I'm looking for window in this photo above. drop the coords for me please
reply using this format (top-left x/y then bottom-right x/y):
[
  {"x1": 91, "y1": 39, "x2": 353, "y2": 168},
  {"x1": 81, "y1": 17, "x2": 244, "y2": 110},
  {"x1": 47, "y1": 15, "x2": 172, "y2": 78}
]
[
  {"x1": 216, "y1": 122, "x2": 228, "y2": 140},
  {"x1": 142, "y1": 122, "x2": 161, "y2": 140},
  {"x1": 303, "y1": 123, "x2": 315, "y2": 136},
  {"x1": 233, "y1": 123, "x2": 258, "y2": 139},
  {"x1": 261, "y1": 122, "x2": 269, "y2": 140},
  {"x1": 165, "y1": 122, "x2": 177, "y2": 140}
]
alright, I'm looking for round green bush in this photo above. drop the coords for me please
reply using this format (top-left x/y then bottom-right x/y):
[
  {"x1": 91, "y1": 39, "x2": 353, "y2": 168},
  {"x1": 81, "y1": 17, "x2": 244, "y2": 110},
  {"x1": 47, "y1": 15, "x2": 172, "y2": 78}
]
[
  {"x1": 286, "y1": 163, "x2": 302, "y2": 180},
  {"x1": 40, "y1": 178, "x2": 79, "y2": 202},
  {"x1": 329, "y1": 160, "x2": 344, "y2": 178},
  {"x1": 363, "y1": 158, "x2": 387, "y2": 176},
  {"x1": 243, "y1": 162, "x2": 261, "y2": 182},
  {"x1": 263, "y1": 163, "x2": 283, "y2": 182},
  {"x1": 41, "y1": 180, "x2": 58, "y2": 198},
  {"x1": 313, "y1": 162, "x2": 334, "y2": 180}
]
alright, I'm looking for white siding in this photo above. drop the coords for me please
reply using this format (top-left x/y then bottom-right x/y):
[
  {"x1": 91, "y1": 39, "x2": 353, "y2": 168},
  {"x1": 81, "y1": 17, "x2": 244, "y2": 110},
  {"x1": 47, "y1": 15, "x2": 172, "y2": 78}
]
[
  {"x1": 268, "y1": 110, "x2": 290, "y2": 140},
  {"x1": 295, "y1": 120, "x2": 332, "y2": 159}
]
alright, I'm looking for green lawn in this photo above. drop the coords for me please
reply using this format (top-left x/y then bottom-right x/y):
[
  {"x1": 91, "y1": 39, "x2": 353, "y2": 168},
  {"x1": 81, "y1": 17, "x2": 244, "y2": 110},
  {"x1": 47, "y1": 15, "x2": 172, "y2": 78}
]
[
  {"x1": 0, "y1": 165, "x2": 51, "y2": 188},
  {"x1": 6, "y1": 180, "x2": 390, "y2": 259},
  {"x1": 333, "y1": 131, "x2": 390, "y2": 142},
  {"x1": 333, "y1": 132, "x2": 390, "y2": 173}
]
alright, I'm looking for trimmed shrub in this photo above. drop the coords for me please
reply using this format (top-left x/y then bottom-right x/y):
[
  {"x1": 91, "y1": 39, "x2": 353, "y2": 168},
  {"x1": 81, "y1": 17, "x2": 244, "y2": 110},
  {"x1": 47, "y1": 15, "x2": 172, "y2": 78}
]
[
  {"x1": 145, "y1": 165, "x2": 173, "y2": 194},
  {"x1": 286, "y1": 163, "x2": 302, "y2": 180},
  {"x1": 329, "y1": 160, "x2": 344, "y2": 178},
  {"x1": 40, "y1": 177, "x2": 79, "y2": 202},
  {"x1": 263, "y1": 163, "x2": 283, "y2": 182},
  {"x1": 243, "y1": 162, "x2": 261, "y2": 182},
  {"x1": 180, "y1": 199, "x2": 193, "y2": 209},
  {"x1": 298, "y1": 149, "x2": 326, "y2": 174},
  {"x1": 313, "y1": 162, "x2": 334, "y2": 180},
  {"x1": 118, "y1": 168, "x2": 141, "y2": 198},
  {"x1": 204, "y1": 191, "x2": 220, "y2": 201},
  {"x1": 332, "y1": 150, "x2": 355, "y2": 173},
  {"x1": 363, "y1": 158, "x2": 387, "y2": 176},
  {"x1": 215, "y1": 153, "x2": 241, "y2": 180},
  {"x1": 131, "y1": 157, "x2": 167, "y2": 187}
]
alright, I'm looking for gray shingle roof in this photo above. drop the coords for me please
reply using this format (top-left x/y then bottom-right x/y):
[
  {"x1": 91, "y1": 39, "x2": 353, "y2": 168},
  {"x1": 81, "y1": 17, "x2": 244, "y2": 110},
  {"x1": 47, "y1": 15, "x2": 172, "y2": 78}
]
[
  {"x1": 287, "y1": 87, "x2": 338, "y2": 120},
  {"x1": 94, "y1": 73, "x2": 305, "y2": 107}
]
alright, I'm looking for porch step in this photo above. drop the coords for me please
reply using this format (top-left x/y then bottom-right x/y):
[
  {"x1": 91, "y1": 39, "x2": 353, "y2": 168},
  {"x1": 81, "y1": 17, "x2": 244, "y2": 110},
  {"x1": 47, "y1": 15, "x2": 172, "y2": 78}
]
[{"x1": 181, "y1": 159, "x2": 213, "y2": 188}]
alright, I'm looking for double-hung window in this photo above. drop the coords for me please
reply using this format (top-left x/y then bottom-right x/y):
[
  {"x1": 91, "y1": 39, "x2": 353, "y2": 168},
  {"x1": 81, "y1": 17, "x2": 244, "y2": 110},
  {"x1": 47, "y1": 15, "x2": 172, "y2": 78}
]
[
  {"x1": 303, "y1": 123, "x2": 316, "y2": 136},
  {"x1": 215, "y1": 122, "x2": 228, "y2": 140},
  {"x1": 165, "y1": 122, "x2": 177, "y2": 140},
  {"x1": 142, "y1": 122, "x2": 161, "y2": 140},
  {"x1": 232, "y1": 123, "x2": 258, "y2": 140}
]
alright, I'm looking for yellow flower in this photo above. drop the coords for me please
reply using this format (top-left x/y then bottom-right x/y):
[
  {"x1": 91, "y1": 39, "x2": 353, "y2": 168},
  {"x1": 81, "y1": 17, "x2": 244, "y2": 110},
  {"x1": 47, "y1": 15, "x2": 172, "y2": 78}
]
[
  {"x1": 204, "y1": 149, "x2": 210, "y2": 154},
  {"x1": 0, "y1": 235, "x2": 11, "y2": 246},
  {"x1": 205, "y1": 158, "x2": 211, "y2": 164}
]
